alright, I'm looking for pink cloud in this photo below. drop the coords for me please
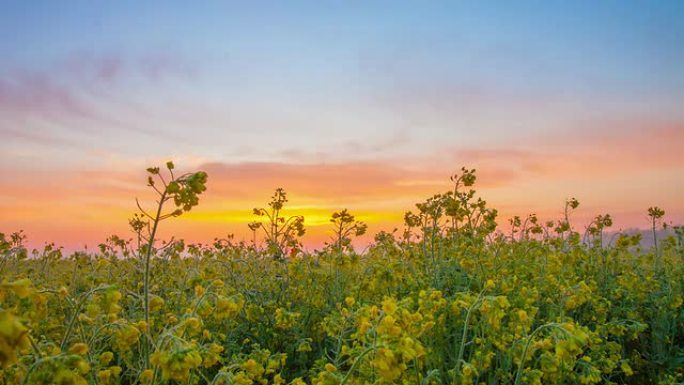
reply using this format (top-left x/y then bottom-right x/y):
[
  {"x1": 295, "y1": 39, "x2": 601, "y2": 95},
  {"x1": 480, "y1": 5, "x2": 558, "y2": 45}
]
[
  {"x1": 443, "y1": 121, "x2": 684, "y2": 179},
  {"x1": 0, "y1": 52, "x2": 200, "y2": 143},
  {"x1": 0, "y1": 72, "x2": 91, "y2": 118}
]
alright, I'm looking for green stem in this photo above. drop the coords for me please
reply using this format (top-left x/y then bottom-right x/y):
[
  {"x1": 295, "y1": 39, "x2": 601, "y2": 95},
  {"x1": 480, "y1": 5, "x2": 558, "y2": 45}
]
[
  {"x1": 143, "y1": 191, "x2": 167, "y2": 369},
  {"x1": 454, "y1": 291, "x2": 484, "y2": 383},
  {"x1": 652, "y1": 220, "x2": 659, "y2": 273},
  {"x1": 60, "y1": 286, "x2": 110, "y2": 350},
  {"x1": 513, "y1": 323, "x2": 566, "y2": 385},
  {"x1": 340, "y1": 345, "x2": 383, "y2": 385}
]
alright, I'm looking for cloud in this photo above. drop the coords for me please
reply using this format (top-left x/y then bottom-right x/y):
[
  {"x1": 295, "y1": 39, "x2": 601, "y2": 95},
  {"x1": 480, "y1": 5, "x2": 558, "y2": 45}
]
[
  {"x1": 0, "y1": 71, "x2": 93, "y2": 119},
  {"x1": 0, "y1": 52, "x2": 197, "y2": 144},
  {"x1": 58, "y1": 51, "x2": 195, "y2": 84},
  {"x1": 442, "y1": 120, "x2": 684, "y2": 180},
  {"x1": 199, "y1": 160, "x2": 447, "y2": 202},
  {"x1": 0, "y1": 126, "x2": 78, "y2": 147}
]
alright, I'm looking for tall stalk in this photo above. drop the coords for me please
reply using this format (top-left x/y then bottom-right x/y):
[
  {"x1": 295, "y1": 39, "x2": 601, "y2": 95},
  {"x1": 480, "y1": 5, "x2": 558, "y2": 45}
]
[
  {"x1": 648, "y1": 207, "x2": 665, "y2": 274},
  {"x1": 141, "y1": 190, "x2": 166, "y2": 368},
  {"x1": 133, "y1": 162, "x2": 208, "y2": 370}
]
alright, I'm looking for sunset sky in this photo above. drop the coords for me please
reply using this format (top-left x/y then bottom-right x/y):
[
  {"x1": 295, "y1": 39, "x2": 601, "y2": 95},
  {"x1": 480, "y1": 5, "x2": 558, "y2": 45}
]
[{"x1": 1, "y1": 1, "x2": 683, "y2": 250}]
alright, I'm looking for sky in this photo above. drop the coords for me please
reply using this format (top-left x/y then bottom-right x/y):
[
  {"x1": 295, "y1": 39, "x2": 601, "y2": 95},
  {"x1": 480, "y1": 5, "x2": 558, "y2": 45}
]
[{"x1": 1, "y1": 1, "x2": 683, "y2": 251}]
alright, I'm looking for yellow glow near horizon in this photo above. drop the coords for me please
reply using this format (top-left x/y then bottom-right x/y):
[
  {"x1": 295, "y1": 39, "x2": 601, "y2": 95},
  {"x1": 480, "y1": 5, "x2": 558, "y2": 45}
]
[{"x1": 183, "y1": 207, "x2": 404, "y2": 227}]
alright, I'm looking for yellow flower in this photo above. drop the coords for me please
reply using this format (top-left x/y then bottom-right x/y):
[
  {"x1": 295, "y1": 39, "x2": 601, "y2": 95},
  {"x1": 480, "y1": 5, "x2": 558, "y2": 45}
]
[
  {"x1": 0, "y1": 310, "x2": 30, "y2": 368},
  {"x1": 97, "y1": 369, "x2": 112, "y2": 383},
  {"x1": 216, "y1": 295, "x2": 244, "y2": 319},
  {"x1": 297, "y1": 341, "x2": 312, "y2": 352},
  {"x1": 4, "y1": 279, "x2": 33, "y2": 299},
  {"x1": 372, "y1": 347, "x2": 406, "y2": 382},
  {"x1": 381, "y1": 297, "x2": 398, "y2": 315},
  {"x1": 139, "y1": 369, "x2": 154, "y2": 383},
  {"x1": 461, "y1": 362, "x2": 478, "y2": 383},
  {"x1": 111, "y1": 324, "x2": 140, "y2": 352},
  {"x1": 275, "y1": 308, "x2": 300, "y2": 329},
  {"x1": 150, "y1": 295, "x2": 165, "y2": 311},
  {"x1": 273, "y1": 374, "x2": 285, "y2": 385},
  {"x1": 69, "y1": 342, "x2": 89, "y2": 355},
  {"x1": 232, "y1": 372, "x2": 253, "y2": 385},
  {"x1": 377, "y1": 314, "x2": 401, "y2": 336},
  {"x1": 242, "y1": 358, "x2": 264, "y2": 379},
  {"x1": 202, "y1": 343, "x2": 224, "y2": 368},
  {"x1": 357, "y1": 318, "x2": 371, "y2": 335},
  {"x1": 76, "y1": 359, "x2": 91, "y2": 374},
  {"x1": 152, "y1": 349, "x2": 203, "y2": 381},
  {"x1": 58, "y1": 286, "x2": 69, "y2": 297},
  {"x1": 54, "y1": 368, "x2": 88, "y2": 385}
]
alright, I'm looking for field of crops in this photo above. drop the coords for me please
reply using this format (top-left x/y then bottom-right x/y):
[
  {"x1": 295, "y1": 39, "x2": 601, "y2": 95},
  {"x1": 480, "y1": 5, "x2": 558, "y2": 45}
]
[{"x1": 1, "y1": 164, "x2": 683, "y2": 385}]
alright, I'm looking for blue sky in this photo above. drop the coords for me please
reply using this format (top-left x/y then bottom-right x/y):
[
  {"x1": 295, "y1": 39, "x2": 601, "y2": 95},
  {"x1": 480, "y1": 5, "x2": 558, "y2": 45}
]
[{"x1": 3, "y1": 1, "x2": 683, "y2": 93}]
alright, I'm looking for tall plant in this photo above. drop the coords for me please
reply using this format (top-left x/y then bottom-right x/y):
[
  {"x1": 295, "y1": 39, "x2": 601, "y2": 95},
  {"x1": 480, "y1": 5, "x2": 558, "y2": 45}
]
[
  {"x1": 131, "y1": 161, "x2": 208, "y2": 368},
  {"x1": 328, "y1": 209, "x2": 367, "y2": 253},
  {"x1": 250, "y1": 188, "x2": 305, "y2": 259}
]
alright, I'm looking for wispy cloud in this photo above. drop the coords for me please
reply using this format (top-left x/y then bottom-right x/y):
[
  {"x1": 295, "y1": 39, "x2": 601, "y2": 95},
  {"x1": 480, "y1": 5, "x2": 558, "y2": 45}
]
[
  {"x1": 0, "y1": 52, "x2": 198, "y2": 145},
  {"x1": 443, "y1": 120, "x2": 684, "y2": 179}
]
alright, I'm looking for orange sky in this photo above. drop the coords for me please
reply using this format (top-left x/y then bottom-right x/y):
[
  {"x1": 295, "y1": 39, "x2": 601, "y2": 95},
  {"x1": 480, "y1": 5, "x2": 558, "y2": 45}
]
[{"x1": 2, "y1": 121, "x2": 682, "y2": 251}]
